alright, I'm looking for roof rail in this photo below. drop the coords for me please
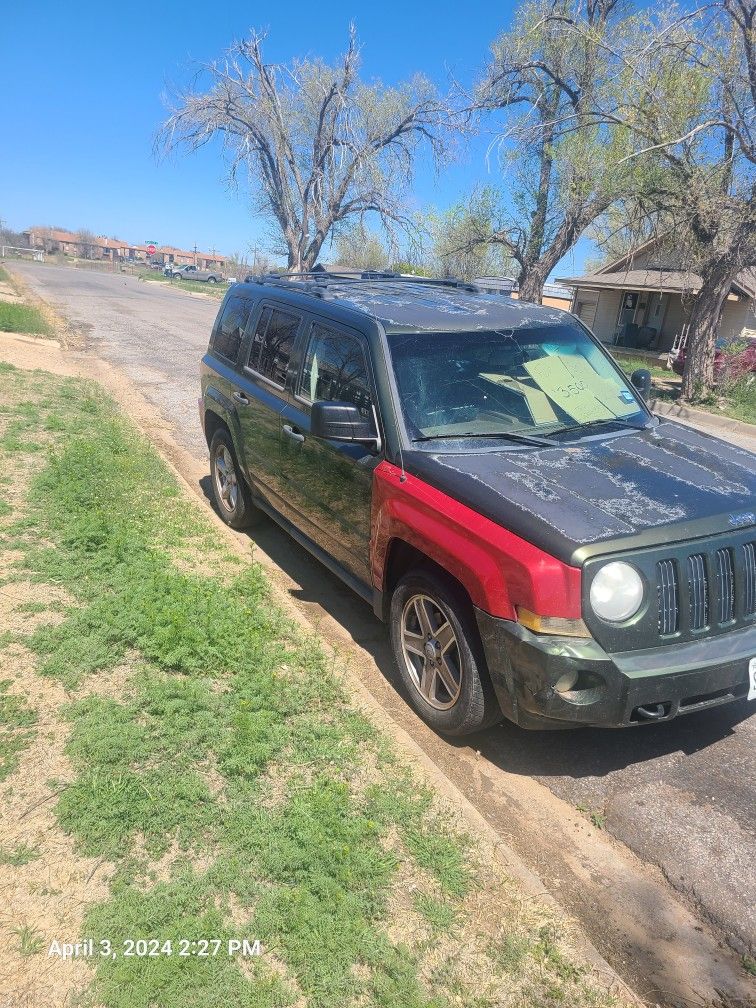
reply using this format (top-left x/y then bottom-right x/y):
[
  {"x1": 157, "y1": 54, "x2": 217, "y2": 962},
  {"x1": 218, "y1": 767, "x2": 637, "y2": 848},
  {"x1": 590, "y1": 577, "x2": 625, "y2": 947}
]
[{"x1": 243, "y1": 270, "x2": 482, "y2": 295}]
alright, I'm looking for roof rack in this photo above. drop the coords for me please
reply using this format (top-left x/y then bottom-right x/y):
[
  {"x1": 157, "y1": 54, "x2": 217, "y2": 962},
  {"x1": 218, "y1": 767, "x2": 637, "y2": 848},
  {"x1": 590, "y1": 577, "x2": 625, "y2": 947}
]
[{"x1": 243, "y1": 270, "x2": 482, "y2": 295}]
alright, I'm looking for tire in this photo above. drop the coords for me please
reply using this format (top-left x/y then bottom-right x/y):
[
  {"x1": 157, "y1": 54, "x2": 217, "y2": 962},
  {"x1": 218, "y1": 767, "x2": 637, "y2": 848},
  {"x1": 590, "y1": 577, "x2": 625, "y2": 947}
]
[
  {"x1": 389, "y1": 569, "x2": 501, "y2": 736},
  {"x1": 207, "y1": 276, "x2": 217, "y2": 284},
  {"x1": 209, "y1": 428, "x2": 260, "y2": 529}
]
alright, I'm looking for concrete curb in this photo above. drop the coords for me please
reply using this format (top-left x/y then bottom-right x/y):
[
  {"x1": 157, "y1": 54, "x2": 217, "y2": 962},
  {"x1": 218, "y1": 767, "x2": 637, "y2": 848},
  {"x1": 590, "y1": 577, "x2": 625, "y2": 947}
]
[{"x1": 650, "y1": 395, "x2": 753, "y2": 439}]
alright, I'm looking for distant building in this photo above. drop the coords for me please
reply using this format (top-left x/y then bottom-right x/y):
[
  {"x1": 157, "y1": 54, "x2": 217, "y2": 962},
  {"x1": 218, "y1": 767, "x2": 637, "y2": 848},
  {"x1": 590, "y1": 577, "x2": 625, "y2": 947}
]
[
  {"x1": 24, "y1": 227, "x2": 225, "y2": 270},
  {"x1": 473, "y1": 276, "x2": 516, "y2": 295},
  {"x1": 473, "y1": 276, "x2": 573, "y2": 311}
]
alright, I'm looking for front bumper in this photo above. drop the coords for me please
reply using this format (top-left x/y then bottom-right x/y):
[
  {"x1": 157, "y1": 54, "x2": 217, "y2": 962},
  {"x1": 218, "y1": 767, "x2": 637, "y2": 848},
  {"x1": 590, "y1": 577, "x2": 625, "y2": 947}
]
[{"x1": 475, "y1": 609, "x2": 755, "y2": 729}]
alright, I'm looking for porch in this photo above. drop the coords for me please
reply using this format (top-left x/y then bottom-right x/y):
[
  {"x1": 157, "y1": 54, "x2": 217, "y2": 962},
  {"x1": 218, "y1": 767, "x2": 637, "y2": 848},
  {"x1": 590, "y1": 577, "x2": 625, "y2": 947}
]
[{"x1": 556, "y1": 268, "x2": 753, "y2": 353}]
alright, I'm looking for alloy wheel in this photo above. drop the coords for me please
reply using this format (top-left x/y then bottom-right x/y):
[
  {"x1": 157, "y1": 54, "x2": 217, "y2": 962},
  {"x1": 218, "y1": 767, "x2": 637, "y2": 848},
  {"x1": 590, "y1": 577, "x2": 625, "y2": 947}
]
[
  {"x1": 400, "y1": 593, "x2": 462, "y2": 710},
  {"x1": 213, "y1": 444, "x2": 238, "y2": 513}
]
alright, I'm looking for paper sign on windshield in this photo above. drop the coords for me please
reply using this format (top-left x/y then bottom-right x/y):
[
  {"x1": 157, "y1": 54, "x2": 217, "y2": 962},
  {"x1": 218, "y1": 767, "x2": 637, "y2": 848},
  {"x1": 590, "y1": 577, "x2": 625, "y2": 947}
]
[{"x1": 523, "y1": 354, "x2": 637, "y2": 422}]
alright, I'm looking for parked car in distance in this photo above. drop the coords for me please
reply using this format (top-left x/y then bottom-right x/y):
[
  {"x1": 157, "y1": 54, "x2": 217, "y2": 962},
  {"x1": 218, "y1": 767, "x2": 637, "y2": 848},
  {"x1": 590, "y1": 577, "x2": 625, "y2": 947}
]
[
  {"x1": 671, "y1": 336, "x2": 756, "y2": 380},
  {"x1": 165, "y1": 264, "x2": 224, "y2": 284},
  {"x1": 200, "y1": 274, "x2": 756, "y2": 737}
]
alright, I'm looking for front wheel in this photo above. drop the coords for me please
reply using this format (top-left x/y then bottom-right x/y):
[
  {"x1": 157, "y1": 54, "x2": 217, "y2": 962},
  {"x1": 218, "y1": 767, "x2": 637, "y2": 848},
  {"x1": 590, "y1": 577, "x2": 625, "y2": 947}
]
[
  {"x1": 389, "y1": 570, "x2": 501, "y2": 736},
  {"x1": 207, "y1": 276, "x2": 217, "y2": 284}
]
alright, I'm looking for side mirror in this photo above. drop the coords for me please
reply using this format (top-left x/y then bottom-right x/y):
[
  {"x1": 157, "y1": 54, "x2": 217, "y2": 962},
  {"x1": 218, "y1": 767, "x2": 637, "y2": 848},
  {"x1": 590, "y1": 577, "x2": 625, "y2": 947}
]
[
  {"x1": 311, "y1": 401, "x2": 379, "y2": 447},
  {"x1": 630, "y1": 367, "x2": 652, "y2": 401}
]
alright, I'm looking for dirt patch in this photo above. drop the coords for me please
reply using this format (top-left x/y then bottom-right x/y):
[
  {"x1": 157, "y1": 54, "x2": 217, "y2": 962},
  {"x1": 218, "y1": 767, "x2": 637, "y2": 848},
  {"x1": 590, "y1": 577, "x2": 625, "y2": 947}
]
[
  {"x1": 130, "y1": 834, "x2": 216, "y2": 889},
  {"x1": 0, "y1": 580, "x2": 71, "y2": 635},
  {"x1": 0, "y1": 643, "x2": 117, "y2": 1008}
]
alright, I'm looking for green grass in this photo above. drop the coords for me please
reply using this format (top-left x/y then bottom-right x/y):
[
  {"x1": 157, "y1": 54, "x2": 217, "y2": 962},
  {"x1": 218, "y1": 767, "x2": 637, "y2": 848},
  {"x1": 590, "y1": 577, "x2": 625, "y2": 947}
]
[
  {"x1": 614, "y1": 353, "x2": 670, "y2": 380},
  {"x1": 139, "y1": 271, "x2": 228, "y2": 297},
  {"x1": 615, "y1": 351, "x2": 756, "y2": 426},
  {"x1": 0, "y1": 301, "x2": 51, "y2": 336},
  {"x1": 649, "y1": 376, "x2": 756, "y2": 426},
  {"x1": 0, "y1": 678, "x2": 37, "y2": 780},
  {"x1": 12, "y1": 924, "x2": 46, "y2": 957},
  {"x1": 0, "y1": 362, "x2": 620, "y2": 1008},
  {"x1": 0, "y1": 842, "x2": 42, "y2": 866}
]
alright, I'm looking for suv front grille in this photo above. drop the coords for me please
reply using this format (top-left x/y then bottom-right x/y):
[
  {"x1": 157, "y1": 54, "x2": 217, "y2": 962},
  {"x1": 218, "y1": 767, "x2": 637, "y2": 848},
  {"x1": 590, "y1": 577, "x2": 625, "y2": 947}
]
[
  {"x1": 745, "y1": 542, "x2": 756, "y2": 616},
  {"x1": 657, "y1": 559, "x2": 679, "y2": 635},
  {"x1": 655, "y1": 540, "x2": 754, "y2": 638},
  {"x1": 715, "y1": 548, "x2": 735, "y2": 624},
  {"x1": 584, "y1": 528, "x2": 756, "y2": 652},
  {"x1": 686, "y1": 553, "x2": 709, "y2": 630}
]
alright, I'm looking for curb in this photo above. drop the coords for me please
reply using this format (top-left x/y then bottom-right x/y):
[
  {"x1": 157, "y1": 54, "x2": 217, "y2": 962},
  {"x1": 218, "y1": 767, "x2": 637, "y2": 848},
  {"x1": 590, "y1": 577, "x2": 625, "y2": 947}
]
[{"x1": 650, "y1": 395, "x2": 754, "y2": 439}]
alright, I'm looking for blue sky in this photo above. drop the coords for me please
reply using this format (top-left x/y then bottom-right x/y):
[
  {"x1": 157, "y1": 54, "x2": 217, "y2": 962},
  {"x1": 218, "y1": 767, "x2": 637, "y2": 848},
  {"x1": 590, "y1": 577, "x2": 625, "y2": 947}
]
[{"x1": 1, "y1": 0, "x2": 591, "y2": 274}]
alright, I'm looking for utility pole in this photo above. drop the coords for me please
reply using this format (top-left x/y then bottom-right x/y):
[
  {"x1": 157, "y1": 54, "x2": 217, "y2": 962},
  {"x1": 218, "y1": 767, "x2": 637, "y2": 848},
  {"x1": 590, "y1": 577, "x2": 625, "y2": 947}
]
[{"x1": 193, "y1": 243, "x2": 198, "y2": 266}]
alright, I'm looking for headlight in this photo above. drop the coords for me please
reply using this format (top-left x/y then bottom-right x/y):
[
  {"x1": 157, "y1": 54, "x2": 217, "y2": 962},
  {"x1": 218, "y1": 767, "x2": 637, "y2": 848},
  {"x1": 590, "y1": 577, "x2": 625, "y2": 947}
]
[{"x1": 589, "y1": 562, "x2": 644, "y2": 622}]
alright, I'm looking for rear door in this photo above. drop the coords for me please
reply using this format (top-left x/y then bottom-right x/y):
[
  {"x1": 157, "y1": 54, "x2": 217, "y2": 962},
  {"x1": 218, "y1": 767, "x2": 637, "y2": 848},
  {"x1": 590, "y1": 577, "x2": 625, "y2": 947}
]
[
  {"x1": 277, "y1": 319, "x2": 380, "y2": 588},
  {"x1": 235, "y1": 301, "x2": 303, "y2": 511}
]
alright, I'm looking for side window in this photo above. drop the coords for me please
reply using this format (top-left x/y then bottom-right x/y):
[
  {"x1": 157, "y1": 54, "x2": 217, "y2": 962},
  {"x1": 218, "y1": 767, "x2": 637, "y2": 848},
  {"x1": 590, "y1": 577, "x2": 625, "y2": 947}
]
[
  {"x1": 299, "y1": 325, "x2": 373, "y2": 417},
  {"x1": 211, "y1": 296, "x2": 253, "y2": 363},
  {"x1": 247, "y1": 307, "x2": 300, "y2": 387}
]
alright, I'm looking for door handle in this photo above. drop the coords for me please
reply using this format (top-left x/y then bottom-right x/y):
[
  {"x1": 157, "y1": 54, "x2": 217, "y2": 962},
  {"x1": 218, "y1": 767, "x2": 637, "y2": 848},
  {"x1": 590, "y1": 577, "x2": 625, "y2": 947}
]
[
  {"x1": 233, "y1": 391, "x2": 249, "y2": 405},
  {"x1": 282, "y1": 424, "x2": 305, "y2": 444}
]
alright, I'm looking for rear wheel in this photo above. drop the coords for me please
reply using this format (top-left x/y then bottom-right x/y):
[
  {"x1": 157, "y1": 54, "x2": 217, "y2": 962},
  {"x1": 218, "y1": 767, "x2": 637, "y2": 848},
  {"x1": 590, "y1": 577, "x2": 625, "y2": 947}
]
[
  {"x1": 209, "y1": 428, "x2": 260, "y2": 529},
  {"x1": 207, "y1": 276, "x2": 217, "y2": 284},
  {"x1": 389, "y1": 570, "x2": 501, "y2": 736}
]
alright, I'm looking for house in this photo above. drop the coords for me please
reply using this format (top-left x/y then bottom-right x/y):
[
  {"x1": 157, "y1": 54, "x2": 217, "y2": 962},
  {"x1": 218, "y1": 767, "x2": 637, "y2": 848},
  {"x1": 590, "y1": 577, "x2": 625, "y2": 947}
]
[
  {"x1": 24, "y1": 228, "x2": 226, "y2": 271},
  {"x1": 25, "y1": 227, "x2": 82, "y2": 256},
  {"x1": 151, "y1": 246, "x2": 226, "y2": 270},
  {"x1": 557, "y1": 238, "x2": 756, "y2": 352}
]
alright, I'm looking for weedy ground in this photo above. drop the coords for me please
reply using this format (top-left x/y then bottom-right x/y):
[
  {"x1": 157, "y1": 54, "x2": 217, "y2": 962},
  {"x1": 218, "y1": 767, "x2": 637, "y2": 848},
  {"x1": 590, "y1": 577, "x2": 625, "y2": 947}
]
[
  {"x1": 0, "y1": 266, "x2": 52, "y2": 336},
  {"x1": 0, "y1": 361, "x2": 629, "y2": 1008}
]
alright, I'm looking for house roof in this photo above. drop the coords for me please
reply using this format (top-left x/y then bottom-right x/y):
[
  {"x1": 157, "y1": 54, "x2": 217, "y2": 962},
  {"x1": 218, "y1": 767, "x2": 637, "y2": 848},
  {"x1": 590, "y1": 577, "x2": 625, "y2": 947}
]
[
  {"x1": 558, "y1": 234, "x2": 756, "y2": 300},
  {"x1": 26, "y1": 227, "x2": 78, "y2": 244},
  {"x1": 557, "y1": 267, "x2": 756, "y2": 300}
]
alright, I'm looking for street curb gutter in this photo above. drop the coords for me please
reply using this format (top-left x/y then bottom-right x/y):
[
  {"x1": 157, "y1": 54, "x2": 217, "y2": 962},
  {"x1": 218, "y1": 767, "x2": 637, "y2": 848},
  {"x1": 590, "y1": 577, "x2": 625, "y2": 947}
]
[{"x1": 651, "y1": 395, "x2": 754, "y2": 440}]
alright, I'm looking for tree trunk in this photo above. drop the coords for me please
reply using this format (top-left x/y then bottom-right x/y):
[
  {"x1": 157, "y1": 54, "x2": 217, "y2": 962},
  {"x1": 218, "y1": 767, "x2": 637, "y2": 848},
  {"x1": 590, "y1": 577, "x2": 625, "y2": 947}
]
[
  {"x1": 680, "y1": 262, "x2": 736, "y2": 401},
  {"x1": 518, "y1": 268, "x2": 546, "y2": 304}
]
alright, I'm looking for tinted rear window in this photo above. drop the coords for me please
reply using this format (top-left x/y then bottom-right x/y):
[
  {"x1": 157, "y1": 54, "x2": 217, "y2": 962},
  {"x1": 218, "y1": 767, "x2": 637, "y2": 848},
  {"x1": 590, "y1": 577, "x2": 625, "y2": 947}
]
[
  {"x1": 211, "y1": 296, "x2": 254, "y2": 363},
  {"x1": 247, "y1": 307, "x2": 300, "y2": 387}
]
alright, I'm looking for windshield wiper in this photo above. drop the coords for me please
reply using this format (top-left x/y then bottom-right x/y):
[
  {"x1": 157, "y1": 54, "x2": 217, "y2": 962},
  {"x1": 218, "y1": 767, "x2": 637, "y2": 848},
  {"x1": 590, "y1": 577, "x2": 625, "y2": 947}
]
[
  {"x1": 412, "y1": 430, "x2": 554, "y2": 447},
  {"x1": 549, "y1": 417, "x2": 647, "y2": 437}
]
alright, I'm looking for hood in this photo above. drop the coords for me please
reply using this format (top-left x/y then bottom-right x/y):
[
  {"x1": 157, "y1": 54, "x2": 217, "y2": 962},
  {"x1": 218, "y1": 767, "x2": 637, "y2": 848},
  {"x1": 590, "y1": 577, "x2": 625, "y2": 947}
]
[{"x1": 404, "y1": 419, "x2": 756, "y2": 565}]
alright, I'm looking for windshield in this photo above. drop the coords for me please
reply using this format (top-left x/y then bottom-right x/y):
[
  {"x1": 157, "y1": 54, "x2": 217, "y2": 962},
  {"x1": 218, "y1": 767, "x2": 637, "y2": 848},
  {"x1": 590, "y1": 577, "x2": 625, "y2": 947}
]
[{"x1": 387, "y1": 323, "x2": 647, "y2": 442}]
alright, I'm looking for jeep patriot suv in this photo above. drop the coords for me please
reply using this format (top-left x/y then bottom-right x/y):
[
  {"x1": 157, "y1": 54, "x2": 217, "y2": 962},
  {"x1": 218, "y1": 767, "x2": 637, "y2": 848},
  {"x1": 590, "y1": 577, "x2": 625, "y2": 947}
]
[{"x1": 199, "y1": 273, "x2": 756, "y2": 736}]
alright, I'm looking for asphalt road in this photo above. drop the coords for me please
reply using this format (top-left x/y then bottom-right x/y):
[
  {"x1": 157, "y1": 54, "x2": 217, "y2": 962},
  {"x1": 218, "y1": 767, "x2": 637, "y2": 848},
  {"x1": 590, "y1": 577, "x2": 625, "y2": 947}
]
[{"x1": 11, "y1": 262, "x2": 756, "y2": 999}]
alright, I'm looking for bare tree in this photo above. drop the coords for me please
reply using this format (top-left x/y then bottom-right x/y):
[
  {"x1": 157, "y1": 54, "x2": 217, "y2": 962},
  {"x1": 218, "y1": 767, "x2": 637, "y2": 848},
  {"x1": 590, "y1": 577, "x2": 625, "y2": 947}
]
[
  {"x1": 158, "y1": 28, "x2": 449, "y2": 272},
  {"x1": 469, "y1": 0, "x2": 638, "y2": 303},
  {"x1": 75, "y1": 229, "x2": 98, "y2": 260},
  {"x1": 546, "y1": 1, "x2": 755, "y2": 400}
]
